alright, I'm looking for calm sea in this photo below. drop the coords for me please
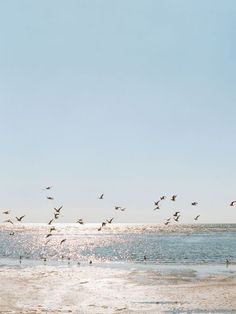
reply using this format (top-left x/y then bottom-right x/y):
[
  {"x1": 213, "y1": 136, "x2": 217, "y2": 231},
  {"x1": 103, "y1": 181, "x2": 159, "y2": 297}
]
[{"x1": 0, "y1": 223, "x2": 235, "y2": 265}]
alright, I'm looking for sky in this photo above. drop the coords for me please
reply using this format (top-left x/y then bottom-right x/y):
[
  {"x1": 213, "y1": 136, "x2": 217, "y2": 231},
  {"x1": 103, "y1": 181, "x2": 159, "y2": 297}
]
[{"x1": 0, "y1": 0, "x2": 235, "y2": 223}]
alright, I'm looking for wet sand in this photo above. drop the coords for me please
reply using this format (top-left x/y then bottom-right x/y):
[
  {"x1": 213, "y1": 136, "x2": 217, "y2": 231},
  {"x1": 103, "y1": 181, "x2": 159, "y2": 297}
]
[{"x1": 0, "y1": 264, "x2": 235, "y2": 313}]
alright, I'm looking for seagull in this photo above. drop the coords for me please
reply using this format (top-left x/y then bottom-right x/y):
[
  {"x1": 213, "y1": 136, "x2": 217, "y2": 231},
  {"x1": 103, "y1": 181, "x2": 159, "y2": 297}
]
[
  {"x1": 194, "y1": 215, "x2": 200, "y2": 221},
  {"x1": 171, "y1": 195, "x2": 177, "y2": 201},
  {"x1": 47, "y1": 196, "x2": 54, "y2": 200},
  {"x1": 160, "y1": 196, "x2": 166, "y2": 200},
  {"x1": 46, "y1": 233, "x2": 52, "y2": 238},
  {"x1": 48, "y1": 219, "x2": 54, "y2": 225},
  {"x1": 106, "y1": 218, "x2": 114, "y2": 224},
  {"x1": 60, "y1": 239, "x2": 66, "y2": 245},
  {"x1": 120, "y1": 208, "x2": 126, "y2": 211},
  {"x1": 191, "y1": 202, "x2": 198, "y2": 206},
  {"x1": 50, "y1": 226, "x2": 56, "y2": 232},
  {"x1": 154, "y1": 200, "x2": 160, "y2": 206},
  {"x1": 16, "y1": 215, "x2": 25, "y2": 222},
  {"x1": 230, "y1": 201, "x2": 236, "y2": 206},
  {"x1": 2, "y1": 210, "x2": 10, "y2": 214},
  {"x1": 89, "y1": 260, "x2": 92, "y2": 265},
  {"x1": 98, "y1": 227, "x2": 102, "y2": 231},
  {"x1": 99, "y1": 194, "x2": 104, "y2": 199},
  {"x1": 174, "y1": 215, "x2": 180, "y2": 222},
  {"x1": 76, "y1": 219, "x2": 84, "y2": 224},
  {"x1": 19, "y1": 255, "x2": 22, "y2": 264},
  {"x1": 115, "y1": 206, "x2": 121, "y2": 210},
  {"x1": 166, "y1": 218, "x2": 171, "y2": 222},
  {"x1": 54, "y1": 213, "x2": 59, "y2": 219},
  {"x1": 44, "y1": 186, "x2": 53, "y2": 190},
  {"x1": 164, "y1": 221, "x2": 170, "y2": 225},
  {"x1": 153, "y1": 206, "x2": 160, "y2": 210},
  {"x1": 54, "y1": 206, "x2": 63, "y2": 213},
  {"x1": 102, "y1": 222, "x2": 106, "y2": 227},
  {"x1": 4, "y1": 219, "x2": 14, "y2": 224},
  {"x1": 173, "y1": 211, "x2": 180, "y2": 217}
]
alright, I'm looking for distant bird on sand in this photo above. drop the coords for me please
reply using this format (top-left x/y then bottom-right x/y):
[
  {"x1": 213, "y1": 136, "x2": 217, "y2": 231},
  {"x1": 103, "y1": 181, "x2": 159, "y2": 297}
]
[
  {"x1": 4, "y1": 219, "x2": 14, "y2": 224},
  {"x1": 2, "y1": 210, "x2": 10, "y2": 214},
  {"x1": 171, "y1": 195, "x2": 177, "y2": 201},
  {"x1": 99, "y1": 194, "x2": 104, "y2": 199},
  {"x1": 230, "y1": 201, "x2": 236, "y2": 207},
  {"x1": 47, "y1": 196, "x2": 54, "y2": 200},
  {"x1": 48, "y1": 219, "x2": 54, "y2": 225},
  {"x1": 54, "y1": 206, "x2": 63, "y2": 213},
  {"x1": 16, "y1": 215, "x2": 25, "y2": 222},
  {"x1": 194, "y1": 215, "x2": 200, "y2": 221},
  {"x1": 106, "y1": 218, "x2": 114, "y2": 224},
  {"x1": 60, "y1": 239, "x2": 66, "y2": 245},
  {"x1": 191, "y1": 202, "x2": 198, "y2": 206}
]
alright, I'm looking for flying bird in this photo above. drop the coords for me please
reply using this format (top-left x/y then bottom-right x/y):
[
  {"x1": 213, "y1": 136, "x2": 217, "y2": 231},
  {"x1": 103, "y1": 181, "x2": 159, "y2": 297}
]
[
  {"x1": 16, "y1": 215, "x2": 25, "y2": 222},
  {"x1": 230, "y1": 201, "x2": 236, "y2": 207},
  {"x1": 173, "y1": 211, "x2": 180, "y2": 217},
  {"x1": 171, "y1": 195, "x2": 177, "y2": 201},
  {"x1": 102, "y1": 222, "x2": 106, "y2": 227},
  {"x1": 191, "y1": 202, "x2": 198, "y2": 206},
  {"x1": 44, "y1": 186, "x2": 53, "y2": 190},
  {"x1": 50, "y1": 226, "x2": 56, "y2": 232},
  {"x1": 194, "y1": 215, "x2": 200, "y2": 221},
  {"x1": 4, "y1": 219, "x2": 13, "y2": 224},
  {"x1": 60, "y1": 239, "x2": 66, "y2": 245},
  {"x1": 154, "y1": 200, "x2": 160, "y2": 206},
  {"x1": 99, "y1": 194, "x2": 104, "y2": 199},
  {"x1": 160, "y1": 196, "x2": 166, "y2": 200},
  {"x1": 98, "y1": 227, "x2": 102, "y2": 231},
  {"x1": 48, "y1": 219, "x2": 54, "y2": 225},
  {"x1": 9, "y1": 231, "x2": 15, "y2": 235},
  {"x1": 46, "y1": 233, "x2": 52, "y2": 238},
  {"x1": 54, "y1": 213, "x2": 59, "y2": 219},
  {"x1": 106, "y1": 218, "x2": 114, "y2": 224},
  {"x1": 115, "y1": 206, "x2": 121, "y2": 210},
  {"x1": 76, "y1": 219, "x2": 84, "y2": 225},
  {"x1": 153, "y1": 206, "x2": 160, "y2": 210},
  {"x1": 47, "y1": 196, "x2": 54, "y2": 200},
  {"x1": 174, "y1": 215, "x2": 180, "y2": 222},
  {"x1": 54, "y1": 206, "x2": 63, "y2": 213},
  {"x1": 2, "y1": 210, "x2": 10, "y2": 214},
  {"x1": 120, "y1": 208, "x2": 126, "y2": 211},
  {"x1": 164, "y1": 221, "x2": 170, "y2": 225}
]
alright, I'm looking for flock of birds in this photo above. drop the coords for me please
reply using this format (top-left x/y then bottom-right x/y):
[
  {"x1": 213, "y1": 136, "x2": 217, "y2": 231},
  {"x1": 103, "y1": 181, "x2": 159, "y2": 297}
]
[{"x1": 1, "y1": 186, "x2": 235, "y2": 265}]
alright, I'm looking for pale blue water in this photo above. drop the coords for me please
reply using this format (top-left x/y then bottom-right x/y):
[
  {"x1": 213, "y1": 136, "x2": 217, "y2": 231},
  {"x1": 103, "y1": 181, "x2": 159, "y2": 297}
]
[{"x1": 0, "y1": 223, "x2": 235, "y2": 265}]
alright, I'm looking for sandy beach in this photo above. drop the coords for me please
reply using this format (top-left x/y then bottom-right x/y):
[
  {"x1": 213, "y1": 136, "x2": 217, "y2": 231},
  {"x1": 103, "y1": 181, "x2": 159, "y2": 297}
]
[{"x1": 0, "y1": 263, "x2": 235, "y2": 314}]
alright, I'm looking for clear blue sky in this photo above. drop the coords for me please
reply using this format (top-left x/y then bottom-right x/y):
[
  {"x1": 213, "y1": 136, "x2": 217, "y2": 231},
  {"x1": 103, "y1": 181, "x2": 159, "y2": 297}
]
[{"x1": 0, "y1": 0, "x2": 235, "y2": 223}]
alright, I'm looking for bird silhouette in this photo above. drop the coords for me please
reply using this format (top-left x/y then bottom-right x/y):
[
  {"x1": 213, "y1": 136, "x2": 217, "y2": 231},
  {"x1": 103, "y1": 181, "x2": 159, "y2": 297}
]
[
  {"x1": 171, "y1": 195, "x2": 177, "y2": 201},
  {"x1": 230, "y1": 201, "x2": 236, "y2": 206},
  {"x1": 173, "y1": 211, "x2": 180, "y2": 217},
  {"x1": 48, "y1": 219, "x2": 54, "y2": 225},
  {"x1": 16, "y1": 215, "x2": 25, "y2": 222},
  {"x1": 160, "y1": 196, "x2": 166, "y2": 200},
  {"x1": 99, "y1": 194, "x2": 104, "y2": 199},
  {"x1": 194, "y1": 215, "x2": 200, "y2": 221},
  {"x1": 191, "y1": 202, "x2": 198, "y2": 206},
  {"x1": 44, "y1": 186, "x2": 52, "y2": 190},
  {"x1": 54, "y1": 213, "x2": 59, "y2": 219},
  {"x1": 154, "y1": 200, "x2": 160, "y2": 206},
  {"x1": 50, "y1": 226, "x2": 56, "y2": 232},
  {"x1": 47, "y1": 196, "x2": 54, "y2": 200},
  {"x1": 60, "y1": 239, "x2": 66, "y2": 245},
  {"x1": 106, "y1": 218, "x2": 114, "y2": 224},
  {"x1": 115, "y1": 206, "x2": 121, "y2": 210},
  {"x1": 4, "y1": 219, "x2": 13, "y2": 224},
  {"x1": 2, "y1": 210, "x2": 10, "y2": 214},
  {"x1": 54, "y1": 206, "x2": 63, "y2": 213},
  {"x1": 46, "y1": 234, "x2": 52, "y2": 238},
  {"x1": 76, "y1": 219, "x2": 84, "y2": 224}
]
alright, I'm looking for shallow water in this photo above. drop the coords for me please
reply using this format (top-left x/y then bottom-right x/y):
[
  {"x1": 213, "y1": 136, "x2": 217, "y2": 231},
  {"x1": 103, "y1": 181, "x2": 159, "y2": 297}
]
[{"x1": 0, "y1": 223, "x2": 235, "y2": 266}]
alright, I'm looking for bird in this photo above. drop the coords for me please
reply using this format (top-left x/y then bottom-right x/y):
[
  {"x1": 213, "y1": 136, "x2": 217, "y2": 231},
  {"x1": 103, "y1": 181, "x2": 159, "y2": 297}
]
[
  {"x1": 48, "y1": 219, "x2": 54, "y2": 225},
  {"x1": 60, "y1": 239, "x2": 66, "y2": 245},
  {"x1": 194, "y1": 215, "x2": 200, "y2": 221},
  {"x1": 153, "y1": 206, "x2": 160, "y2": 210},
  {"x1": 47, "y1": 196, "x2": 54, "y2": 200},
  {"x1": 120, "y1": 208, "x2": 126, "y2": 211},
  {"x1": 230, "y1": 201, "x2": 236, "y2": 207},
  {"x1": 115, "y1": 206, "x2": 121, "y2": 210},
  {"x1": 173, "y1": 211, "x2": 180, "y2": 217},
  {"x1": 44, "y1": 186, "x2": 52, "y2": 190},
  {"x1": 54, "y1": 206, "x2": 63, "y2": 213},
  {"x1": 99, "y1": 194, "x2": 104, "y2": 199},
  {"x1": 4, "y1": 219, "x2": 13, "y2": 224},
  {"x1": 16, "y1": 215, "x2": 25, "y2": 222},
  {"x1": 46, "y1": 233, "x2": 52, "y2": 238},
  {"x1": 171, "y1": 195, "x2": 177, "y2": 201},
  {"x1": 154, "y1": 200, "x2": 160, "y2": 206},
  {"x1": 19, "y1": 255, "x2": 22, "y2": 264},
  {"x1": 50, "y1": 226, "x2": 56, "y2": 232},
  {"x1": 164, "y1": 221, "x2": 170, "y2": 225},
  {"x1": 174, "y1": 215, "x2": 180, "y2": 222},
  {"x1": 2, "y1": 210, "x2": 10, "y2": 214},
  {"x1": 9, "y1": 231, "x2": 15, "y2": 235},
  {"x1": 160, "y1": 196, "x2": 166, "y2": 200},
  {"x1": 89, "y1": 260, "x2": 92, "y2": 265},
  {"x1": 102, "y1": 222, "x2": 106, "y2": 227},
  {"x1": 144, "y1": 255, "x2": 147, "y2": 261},
  {"x1": 45, "y1": 239, "x2": 51, "y2": 245},
  {"x1": 191, "y1": 202, "x2": 198, "y2": 206},
  {"x1": 76, "y1": 219, "x2": 84, "y2": 224},
  {"x1": 98, "y1": 227, "x2": 102, "y2": 231},
  {"x1": 106, "y1": 218, "x2": 114, "y2": 224},
  {"x1": 54, "y1": 213, "x2": 59, "y2": 219},
  {"x1": 166, "y1": 218, "x2": 171, "y2": 222}
]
